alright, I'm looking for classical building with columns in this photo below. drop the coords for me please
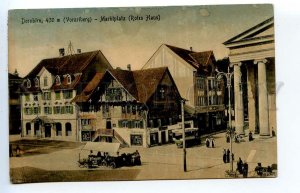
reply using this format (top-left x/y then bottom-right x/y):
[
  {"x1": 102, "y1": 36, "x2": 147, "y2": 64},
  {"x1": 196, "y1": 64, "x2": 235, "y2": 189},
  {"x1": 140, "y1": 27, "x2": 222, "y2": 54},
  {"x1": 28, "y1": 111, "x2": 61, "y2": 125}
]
[{"x1": 223, "y1": 17, "x2": 276, "y2": 136}]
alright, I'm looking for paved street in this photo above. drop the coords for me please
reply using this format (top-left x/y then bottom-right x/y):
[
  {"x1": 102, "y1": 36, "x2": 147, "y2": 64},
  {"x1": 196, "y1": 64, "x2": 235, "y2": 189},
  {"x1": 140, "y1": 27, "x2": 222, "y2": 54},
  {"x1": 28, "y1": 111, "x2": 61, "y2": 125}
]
[{"x1": 9, "y1": 131, "x2": 277, "y2": 182}]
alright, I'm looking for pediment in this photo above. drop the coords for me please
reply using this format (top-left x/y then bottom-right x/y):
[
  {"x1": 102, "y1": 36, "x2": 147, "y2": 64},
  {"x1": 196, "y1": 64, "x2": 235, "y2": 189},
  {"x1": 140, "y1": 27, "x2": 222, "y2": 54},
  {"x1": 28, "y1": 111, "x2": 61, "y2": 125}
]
[{"x1": 224, "y1": 17, "x2": 274, "y2": 45}]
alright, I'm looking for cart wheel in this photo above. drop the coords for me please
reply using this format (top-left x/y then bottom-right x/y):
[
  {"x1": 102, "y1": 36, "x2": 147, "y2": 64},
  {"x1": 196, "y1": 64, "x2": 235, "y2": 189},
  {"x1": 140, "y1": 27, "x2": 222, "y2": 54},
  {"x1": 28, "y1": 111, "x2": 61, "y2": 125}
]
[{"x1": 109, "y1": 162, "x2": 116, "y2": 169}]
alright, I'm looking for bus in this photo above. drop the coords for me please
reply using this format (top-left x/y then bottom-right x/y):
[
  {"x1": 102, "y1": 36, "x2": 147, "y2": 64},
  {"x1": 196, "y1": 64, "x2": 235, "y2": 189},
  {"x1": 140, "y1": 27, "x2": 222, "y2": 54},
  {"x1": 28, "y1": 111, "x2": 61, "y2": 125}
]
[{"x1": 172, "y1": 127, "x2": 200, "y2": 148}]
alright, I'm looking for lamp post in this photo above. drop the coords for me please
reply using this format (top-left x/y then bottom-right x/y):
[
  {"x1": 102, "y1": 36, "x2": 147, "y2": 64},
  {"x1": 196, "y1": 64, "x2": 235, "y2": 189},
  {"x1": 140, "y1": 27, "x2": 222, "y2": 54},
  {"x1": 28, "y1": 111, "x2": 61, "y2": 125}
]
[
  {"x1": 216, "y1": 66, "x2": 234, "y2": 172},
  {"x1": 181, "y1": 98, "x2": 187, "y2": 172}
]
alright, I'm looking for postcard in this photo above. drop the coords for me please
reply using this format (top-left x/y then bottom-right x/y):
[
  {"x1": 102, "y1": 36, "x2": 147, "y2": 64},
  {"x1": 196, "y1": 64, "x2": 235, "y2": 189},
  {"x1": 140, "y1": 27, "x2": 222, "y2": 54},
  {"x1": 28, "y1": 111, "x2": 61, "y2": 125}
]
[{"x1": 8, "y1": 4, "x2": 276, "y2": 183}]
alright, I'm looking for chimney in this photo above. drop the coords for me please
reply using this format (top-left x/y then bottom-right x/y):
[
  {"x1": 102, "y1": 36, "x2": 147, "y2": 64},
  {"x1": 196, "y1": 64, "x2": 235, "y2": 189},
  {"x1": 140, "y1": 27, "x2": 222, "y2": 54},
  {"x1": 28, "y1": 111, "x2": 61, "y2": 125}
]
[
  {"x1": 77, "y1": 49, "x2": 81, "y2": 54},
  {"x1": 190, "y1": 47, "x2": 193, "y2": 51},
  {"x1": 127, "y1": 64, "x2": 131, "y2": 71},
  {"x1": 59, "y1": 48, "x2": 65, "y2": 57}
]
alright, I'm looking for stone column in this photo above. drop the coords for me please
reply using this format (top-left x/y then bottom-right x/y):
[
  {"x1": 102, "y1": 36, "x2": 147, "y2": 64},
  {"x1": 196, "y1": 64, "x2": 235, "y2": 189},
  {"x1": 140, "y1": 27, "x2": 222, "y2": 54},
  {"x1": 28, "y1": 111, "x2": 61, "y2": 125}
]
[
  {"x1": 255, "y1": 59, "x2": 270, "y2": 136},
  {"x1": 247, "y1": 65, "x2": 256, "y2": 133},
  {"x1": 233, "y1": 62, "x2": 244, "y2": 135}
]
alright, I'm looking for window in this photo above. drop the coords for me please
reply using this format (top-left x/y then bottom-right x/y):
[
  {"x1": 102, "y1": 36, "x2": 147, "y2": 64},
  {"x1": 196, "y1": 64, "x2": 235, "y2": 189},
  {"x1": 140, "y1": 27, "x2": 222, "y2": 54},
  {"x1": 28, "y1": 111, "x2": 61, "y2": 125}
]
[
  {"x1": 43, "y1": 92, "x2": 51, "y2": 100},
  {"x1": 130, "y1": 135, "x2": 143, "y2": 146},
  {"x1": 55, "y1": 76, "x2": 61, "y2": 85},
  {"x1": 197, "y1": 96, "x2": 206, "y2": 106},
  {"x1": 44, "y1": 107, "x2": 52, "y2": 114},
  {"x1": 65, "y1": 122, "x2": 72, "y2": 136},
  {"x1": 196, "y1": 77, "x2": 205, "y2": 90},
  {"x1": 65, "y1": 106, "x2": 73, "y2": 114},
  {"x1": 56, "y1": 123, "x2": 62, "y2": 136},
  {"x1": 81, "y1": 119, "x2": 91, "y2": 126},
  {"x1": 63, "y1": 90, "x2": 73, "y2": 99},
  {"x1": 159, "y1": 87, "x2": 165, "y2": 100},
  {"x1": 24, "y1": 107, "x2": 32, "y2": 115},
  {"x1": 33, "y1": 94, "x2": 38, "y2": 101},
  {"x1": 53, "y1": 106, "x2": 61, "y2": 114},
  {"x1": 121, "y1": 106, "x2": 126, "y2": 114},
  {"x1": 34, "y1": 78, "x2": 39, "y2": 87},
  {"x1": 132, "y1": 106, "x2": 136, "y2": 114},
  {"x1": 55, "y1": 91, "x2": 61, "y2": 100},
  {"x1": 122, "y1": 121, "x2": 128, "y2": 128},
  {"x1": 26, "y1": 79, "x2": 31, "y2": 88},
  {"x1": 25, "y1": 94, "x2": 30, "y2": 102},
  {"x1": 44, "y1": 76, "x2": 48, "y2": 87},
  {"x1": 66, "y1": 75, "x2": 72, "y2": 84},
  {"x1": 126, "y1": 105, "x2": 131, "y2": 114},
  {"x1": 106, "y1": 88, "x2": 122, "y2": 101},
  {"x1": 33, "y1": 107, "x2": 39, "y2": 115}
]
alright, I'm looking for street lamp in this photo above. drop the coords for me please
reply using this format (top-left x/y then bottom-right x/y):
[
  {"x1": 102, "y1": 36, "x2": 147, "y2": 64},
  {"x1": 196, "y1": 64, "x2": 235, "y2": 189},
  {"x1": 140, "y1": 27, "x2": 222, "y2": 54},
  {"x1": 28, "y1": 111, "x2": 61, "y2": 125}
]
[
  {"x1": 215, "y1": 66, "x2": 234, "y2": 172},
  {"x1": 180, "y1": 98, "x2": 188, "y2": 172}
]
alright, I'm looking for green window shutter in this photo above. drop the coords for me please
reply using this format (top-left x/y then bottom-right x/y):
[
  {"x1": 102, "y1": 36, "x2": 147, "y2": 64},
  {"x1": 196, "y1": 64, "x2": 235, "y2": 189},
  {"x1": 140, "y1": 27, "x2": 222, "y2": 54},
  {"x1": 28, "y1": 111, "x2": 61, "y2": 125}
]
[
  {"x1": 61, "y1": 106, "x2": 65, "y2": 114},
  {"x1": 30, "y1": 107, "x2": 33, "y2": 115},
  {"x1": 38, "y1": 107, "x2": 41, "y2": 114},
  {"x1": 49, "y1": 107, "x2": 52, "y2": 114},
  {"x1": 70, "y1": 106, "x2": 73, "y2": 114}
]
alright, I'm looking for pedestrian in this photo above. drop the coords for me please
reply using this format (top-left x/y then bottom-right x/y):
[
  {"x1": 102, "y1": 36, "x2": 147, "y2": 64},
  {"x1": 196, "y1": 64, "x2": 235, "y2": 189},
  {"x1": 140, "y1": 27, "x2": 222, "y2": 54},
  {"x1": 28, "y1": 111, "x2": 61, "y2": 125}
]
[
  {"x1": 243, "y1": 161, "x2": 248, "y2": 178},
  {"x1": 231, "y1": 153, "x2": 234, "y2": 162},
  {"x1": 226, "y1": 133, "x2": 230, "y2": 143},
  {"x1": 249, "y1": 131, "x2": 253, "y2": 141},
  {"x1": 223, "y1": 149, "x2": 226, "y2": 163},
  {"x1": 211, "y1": 138, "x2": 215, "y2": 148},
  {"x1": 205, "y1": 138, "x2": 210, "y2": 148},
  {"x1": 237, "y1": 157, "x2": 243, "y2": 174},
  {"x1": 226, "y1": 149, "x2": 230, "y2": 163}
]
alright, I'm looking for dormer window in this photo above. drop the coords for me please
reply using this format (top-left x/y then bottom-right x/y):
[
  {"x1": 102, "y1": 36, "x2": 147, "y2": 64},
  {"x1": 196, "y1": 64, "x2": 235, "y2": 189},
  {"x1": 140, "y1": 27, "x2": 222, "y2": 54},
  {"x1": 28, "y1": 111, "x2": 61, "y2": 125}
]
[
  {"x1": 34, "y1": 78, "x2": 39, "y2": 88},
  {"x1": 66, "y1": 74, "x2": 71, "y2": 84},
  {"x1": 25, "y1": 79, "x2": 31, "y2": 88},
  {"x1": 55, "y1": 76, "x2": 61, "y2": 85}
]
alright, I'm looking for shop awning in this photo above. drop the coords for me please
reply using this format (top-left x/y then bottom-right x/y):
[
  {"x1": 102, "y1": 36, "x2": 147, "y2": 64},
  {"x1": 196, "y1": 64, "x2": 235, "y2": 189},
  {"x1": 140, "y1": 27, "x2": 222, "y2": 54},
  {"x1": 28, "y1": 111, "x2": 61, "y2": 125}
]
[{"x1": 81, "y1": 142, "x2": 120, "y2": 153}]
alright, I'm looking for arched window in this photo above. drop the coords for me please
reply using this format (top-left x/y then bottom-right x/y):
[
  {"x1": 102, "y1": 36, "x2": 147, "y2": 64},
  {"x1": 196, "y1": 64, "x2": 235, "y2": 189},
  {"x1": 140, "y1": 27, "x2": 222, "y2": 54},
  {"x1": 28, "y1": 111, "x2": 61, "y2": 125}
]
[
  {"x1": 26, "y1": 79, "x2": 31, "y2": 88},
  {"x1": 55, "y1": 76, "x2": 61, "y2": 85},
  {"x1": 34, "y1": 78, "x2": 39, "y2": 88},
  {"x1": 55, "y1": 123, "x2": 62, "y2": 136},
  {"x1": 26, "y1": 122, "x2": 31, "y2": 135},
  {"x1": 65, "y1": 122, "x2": 72, "y2": 136},
  {"x1": 66, "y1": 74, "x2": 72, "y2": 84}
]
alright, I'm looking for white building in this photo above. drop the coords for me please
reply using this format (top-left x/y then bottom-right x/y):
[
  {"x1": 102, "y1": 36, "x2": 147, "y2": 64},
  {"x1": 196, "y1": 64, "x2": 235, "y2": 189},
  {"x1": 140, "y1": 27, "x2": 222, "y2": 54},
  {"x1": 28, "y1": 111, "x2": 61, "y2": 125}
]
[
  {"x1": 223, "y1": 17, "x2": 276, "y2": 136},
  {"x1": 20, "y1": 49, "x2": 112, "y2": 141}
]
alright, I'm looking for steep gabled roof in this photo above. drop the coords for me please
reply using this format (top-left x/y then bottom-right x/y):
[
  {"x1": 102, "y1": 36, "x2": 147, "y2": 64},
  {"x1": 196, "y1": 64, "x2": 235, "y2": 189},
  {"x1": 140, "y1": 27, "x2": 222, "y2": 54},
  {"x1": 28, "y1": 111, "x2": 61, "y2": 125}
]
[
  {"x1": 72, "y1": 72, "x2": 105, "y2": 103},
  {"x1": 74, "y1": 67, "x2": 180, "y2": 104},
  {"x1": 109, "y1": 69, "x2": 138, "y2": 100},
  {"x1": 133, "y1": 67, "x2": 169, "y2": 103},
  {"x1": 164, "y1": 44, "x2": 198, "y2": 68},
  {"x1": 25, "y1": 50, "x2": 110, "y2": 78},
  {"x1": 189, "y1": 51, "x2": 214, "y2": 67}
]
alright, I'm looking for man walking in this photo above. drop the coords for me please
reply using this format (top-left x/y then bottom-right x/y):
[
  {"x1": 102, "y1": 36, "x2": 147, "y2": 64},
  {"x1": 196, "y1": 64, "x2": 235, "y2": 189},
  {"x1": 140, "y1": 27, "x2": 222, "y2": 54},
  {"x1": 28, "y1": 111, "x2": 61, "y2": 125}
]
[
  {"x1": 226, "y1": 149, "x2": 230, "y2": 163},
  {"x1": 223, "y1": 149, "x2": 227, "y2": 163}
]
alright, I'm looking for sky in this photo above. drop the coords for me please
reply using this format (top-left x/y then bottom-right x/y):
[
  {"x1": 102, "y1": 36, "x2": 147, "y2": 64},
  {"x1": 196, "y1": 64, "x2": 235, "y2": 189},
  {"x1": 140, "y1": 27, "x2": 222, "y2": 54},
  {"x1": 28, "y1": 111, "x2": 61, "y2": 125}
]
[{"x1": 8, "y1": 4, "x2": 273, "y2": 77}]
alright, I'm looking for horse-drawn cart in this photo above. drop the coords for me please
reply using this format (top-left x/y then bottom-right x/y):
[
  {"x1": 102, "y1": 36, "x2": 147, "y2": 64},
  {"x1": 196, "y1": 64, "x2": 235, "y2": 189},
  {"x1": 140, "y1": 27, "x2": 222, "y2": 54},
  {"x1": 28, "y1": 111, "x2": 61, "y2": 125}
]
[{"x1": 78, "y1": 142, "x2": 141, "y2": 169}]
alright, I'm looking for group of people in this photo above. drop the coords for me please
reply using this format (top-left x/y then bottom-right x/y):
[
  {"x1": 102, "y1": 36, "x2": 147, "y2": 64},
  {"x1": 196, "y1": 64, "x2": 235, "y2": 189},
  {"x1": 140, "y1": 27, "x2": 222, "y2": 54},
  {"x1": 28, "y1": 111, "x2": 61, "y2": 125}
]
[
  {"x1": 237, "y1": 157, "x2": 248, "y2": 178},
  {"x1": 222, "y1": 149, "x2": 234, "y2": 163},
  {"x1": 205, "y1": 137, "x2": 215, "y2": 148}
]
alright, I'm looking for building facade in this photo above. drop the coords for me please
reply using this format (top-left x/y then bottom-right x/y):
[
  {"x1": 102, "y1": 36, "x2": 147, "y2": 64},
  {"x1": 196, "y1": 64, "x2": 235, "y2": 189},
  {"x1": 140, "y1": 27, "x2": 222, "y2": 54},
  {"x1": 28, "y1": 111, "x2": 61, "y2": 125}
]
[
  {"x1": 142, "y1": 44, "x2": 225, "y2": 134},
  {"x1": 73, "y1": 67, "x2": 182, "y2": 147},
  {"x1": 223, "y1": 17, "x2": 276, "y2": 136},
  {"x1": 19, "y1": 50, "x2": 113, "y2": 141},
  {"x1": 9, "y1": 71, "x2": 23, "y2": 134}
]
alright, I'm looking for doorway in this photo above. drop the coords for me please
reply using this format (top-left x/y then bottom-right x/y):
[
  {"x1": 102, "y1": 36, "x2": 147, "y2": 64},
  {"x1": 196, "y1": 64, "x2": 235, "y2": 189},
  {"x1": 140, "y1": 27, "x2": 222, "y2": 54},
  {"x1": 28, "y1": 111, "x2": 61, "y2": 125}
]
[{"x1": 45, "y1": 124, "x2": 51, "y2": 138}]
